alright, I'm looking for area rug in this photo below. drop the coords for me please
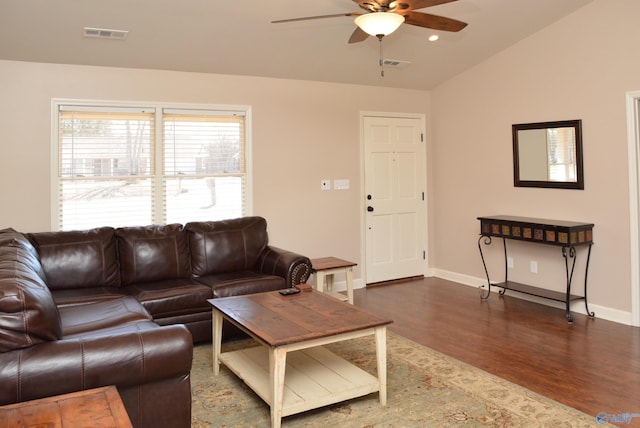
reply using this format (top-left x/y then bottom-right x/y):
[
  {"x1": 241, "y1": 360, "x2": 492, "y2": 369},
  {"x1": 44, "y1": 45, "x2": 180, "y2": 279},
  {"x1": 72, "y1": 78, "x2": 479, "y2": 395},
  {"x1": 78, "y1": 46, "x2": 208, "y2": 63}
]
[{"x1": 191, "y1": 332, "x2": 602, "y2": 427}]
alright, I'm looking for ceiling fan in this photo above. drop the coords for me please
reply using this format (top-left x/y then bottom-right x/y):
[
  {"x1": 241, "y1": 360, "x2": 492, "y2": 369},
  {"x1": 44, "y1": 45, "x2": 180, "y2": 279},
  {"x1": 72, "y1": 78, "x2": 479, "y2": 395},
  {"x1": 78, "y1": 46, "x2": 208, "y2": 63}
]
[{"x1": 272, "y1": 0, "x2": 467, "y2": 44}]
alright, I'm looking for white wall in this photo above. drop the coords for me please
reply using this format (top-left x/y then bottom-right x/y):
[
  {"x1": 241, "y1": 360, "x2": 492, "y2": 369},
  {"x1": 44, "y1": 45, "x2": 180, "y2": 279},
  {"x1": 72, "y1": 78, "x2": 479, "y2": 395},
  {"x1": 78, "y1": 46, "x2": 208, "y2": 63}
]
[
  {"x1": 430, "y1": 0, "x2": 640, "y2": 322},
  {"x1": 0, "y1": 60, "x2": 430, "y2": 284}
]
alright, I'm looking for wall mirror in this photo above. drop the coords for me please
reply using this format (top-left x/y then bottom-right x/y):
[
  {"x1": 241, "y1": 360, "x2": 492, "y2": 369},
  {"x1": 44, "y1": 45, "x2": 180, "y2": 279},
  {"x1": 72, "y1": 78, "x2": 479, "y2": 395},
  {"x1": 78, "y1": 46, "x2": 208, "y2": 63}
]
[{"x1": 512, "y1": 119, "x2": 584, "y2": 189}]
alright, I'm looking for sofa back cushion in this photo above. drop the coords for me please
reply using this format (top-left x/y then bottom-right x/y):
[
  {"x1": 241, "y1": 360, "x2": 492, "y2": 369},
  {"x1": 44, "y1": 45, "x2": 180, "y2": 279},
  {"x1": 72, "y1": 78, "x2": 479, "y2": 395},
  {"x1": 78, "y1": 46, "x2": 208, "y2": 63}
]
[
  {"x1": 28, "y1": 227, "x2": 120, "y2": 290},
  {"x1": 116, "y1": 224, "x2": 191, "y2": 285},
  {"x1": 0, "y1": 229, "x2": 47, "y2": 282},
  {"x1": 0, "y1": 239, "x2": 62, "y2": 352},
  {"x1": 185, "y1": 216, "x2": 268, "y2": 276}
]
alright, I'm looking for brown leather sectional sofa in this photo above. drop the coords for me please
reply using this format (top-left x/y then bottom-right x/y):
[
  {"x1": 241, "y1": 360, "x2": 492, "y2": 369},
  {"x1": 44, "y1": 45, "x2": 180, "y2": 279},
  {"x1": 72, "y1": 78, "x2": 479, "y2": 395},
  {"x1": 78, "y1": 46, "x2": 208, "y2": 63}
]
[{"x1": 0, "y1": 216, "x2": 312, "y2": 427}]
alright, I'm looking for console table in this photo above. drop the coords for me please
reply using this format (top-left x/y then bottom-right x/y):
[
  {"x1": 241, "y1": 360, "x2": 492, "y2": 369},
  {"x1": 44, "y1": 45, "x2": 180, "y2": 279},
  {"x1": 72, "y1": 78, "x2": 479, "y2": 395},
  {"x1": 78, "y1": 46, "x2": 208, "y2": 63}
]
[{"x1": 477, "y1": 215, "x2": 594, "y2": 323}]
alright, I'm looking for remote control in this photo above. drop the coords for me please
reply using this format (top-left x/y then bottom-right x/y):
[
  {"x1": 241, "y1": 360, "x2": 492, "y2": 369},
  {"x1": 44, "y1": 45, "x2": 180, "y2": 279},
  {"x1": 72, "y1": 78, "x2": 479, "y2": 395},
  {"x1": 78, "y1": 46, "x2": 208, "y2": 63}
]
[{"x1": 279, "y1": 288, "x2": 301, "y2": 296}]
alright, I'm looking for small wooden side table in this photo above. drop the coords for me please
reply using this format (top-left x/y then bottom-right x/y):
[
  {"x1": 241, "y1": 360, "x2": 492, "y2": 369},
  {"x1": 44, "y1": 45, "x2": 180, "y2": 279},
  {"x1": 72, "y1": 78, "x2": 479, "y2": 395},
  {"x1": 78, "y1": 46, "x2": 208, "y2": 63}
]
[
  {"x1": 311, "y1": 257, "x2": 356, "y2": 304},
  {"x1": 0, "y1": 386, "x2": 132, "y2": 428}
]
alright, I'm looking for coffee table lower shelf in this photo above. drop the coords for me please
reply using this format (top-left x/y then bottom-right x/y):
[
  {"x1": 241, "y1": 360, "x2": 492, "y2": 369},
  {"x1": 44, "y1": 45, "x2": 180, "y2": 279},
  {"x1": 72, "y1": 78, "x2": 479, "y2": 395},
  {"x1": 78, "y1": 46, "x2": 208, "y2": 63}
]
[{"x1": 220, "y1": 345, "x2": 380, "y2": 418}]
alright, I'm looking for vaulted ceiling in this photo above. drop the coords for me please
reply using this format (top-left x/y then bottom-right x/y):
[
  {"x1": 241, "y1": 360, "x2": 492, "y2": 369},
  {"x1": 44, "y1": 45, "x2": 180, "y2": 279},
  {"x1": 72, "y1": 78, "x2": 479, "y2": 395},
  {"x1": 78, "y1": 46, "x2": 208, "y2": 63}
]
[{"x1": 0, "y1": 0, "x2": 593, "y2": 90}]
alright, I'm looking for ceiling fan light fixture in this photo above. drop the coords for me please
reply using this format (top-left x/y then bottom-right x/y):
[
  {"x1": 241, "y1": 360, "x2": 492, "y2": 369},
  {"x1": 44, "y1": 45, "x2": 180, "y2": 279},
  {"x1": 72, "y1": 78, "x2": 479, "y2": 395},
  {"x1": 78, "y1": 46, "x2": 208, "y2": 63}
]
[{"x1": 355, "y1": 12, "x2": 405, "y2": 37}]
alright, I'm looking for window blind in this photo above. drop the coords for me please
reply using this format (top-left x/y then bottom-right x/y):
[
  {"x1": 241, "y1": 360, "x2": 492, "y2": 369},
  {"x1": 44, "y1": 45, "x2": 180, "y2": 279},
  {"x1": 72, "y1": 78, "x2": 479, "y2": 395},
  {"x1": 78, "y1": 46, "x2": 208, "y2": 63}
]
[
  {"x1": 162, "y1": 110, "x2": 246, "y2": 223},
  {"x1": 547, "y1": 127, "x2": 576, "y2": 182},
  {"x1": 58, "y1": 108, "x2": 155, "y2": 229},
  {"x1": 55, "y1": 103, "x2": 247, "y2": 231}
]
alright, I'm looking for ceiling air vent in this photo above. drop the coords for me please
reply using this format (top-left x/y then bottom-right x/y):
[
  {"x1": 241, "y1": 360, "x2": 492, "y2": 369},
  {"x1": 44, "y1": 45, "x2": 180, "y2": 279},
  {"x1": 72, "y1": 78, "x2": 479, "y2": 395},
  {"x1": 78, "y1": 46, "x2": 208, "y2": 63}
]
[
  {"x1": 83, "y1": 27, "x2": 128, "y2": 40},
  {"x1": 381, "y1": 59, "x2": 411, "y2": 68}
]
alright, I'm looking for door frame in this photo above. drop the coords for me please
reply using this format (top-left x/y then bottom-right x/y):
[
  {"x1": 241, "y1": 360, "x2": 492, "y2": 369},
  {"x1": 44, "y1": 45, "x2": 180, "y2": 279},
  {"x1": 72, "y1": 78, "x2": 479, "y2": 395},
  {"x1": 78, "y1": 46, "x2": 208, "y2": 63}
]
[
  {"x1": 626, "y1": 90, "x2": 640, "y2": 327},
  {"x1": 359, "y1": 111, "x2": 428, "y2": 285}
]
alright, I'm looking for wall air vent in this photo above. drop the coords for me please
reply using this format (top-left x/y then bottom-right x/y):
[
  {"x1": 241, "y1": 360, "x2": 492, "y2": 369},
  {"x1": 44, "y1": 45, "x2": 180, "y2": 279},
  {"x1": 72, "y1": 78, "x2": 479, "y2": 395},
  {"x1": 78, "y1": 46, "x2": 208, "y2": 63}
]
[
  {"x1": 381, "y1": 59, "x2": 411, "y2": 68},
  {"x1": 83, "y1": 27, "x2": 128, "y2": 40}
]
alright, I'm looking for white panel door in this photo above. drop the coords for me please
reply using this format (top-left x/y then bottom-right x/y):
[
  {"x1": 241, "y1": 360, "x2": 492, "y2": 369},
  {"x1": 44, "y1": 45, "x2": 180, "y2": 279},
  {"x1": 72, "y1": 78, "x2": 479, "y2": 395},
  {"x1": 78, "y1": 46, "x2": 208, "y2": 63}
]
[{"x1": 364, "y1": 115, "x2": 426, "y2": 283}]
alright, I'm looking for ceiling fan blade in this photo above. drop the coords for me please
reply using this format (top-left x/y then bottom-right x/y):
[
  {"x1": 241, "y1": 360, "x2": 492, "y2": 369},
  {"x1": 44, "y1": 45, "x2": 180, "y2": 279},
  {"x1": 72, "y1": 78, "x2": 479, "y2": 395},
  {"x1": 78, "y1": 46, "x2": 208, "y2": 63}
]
[
  {"x1": 348, "y1": 27, "x2": 370, "y2": 44},
  {"x1": 403, "y1": 11, "x2": 467, "y2": 32},
  {"x1": 271, "y1": 13, "x2": 359, "y2": 24}
]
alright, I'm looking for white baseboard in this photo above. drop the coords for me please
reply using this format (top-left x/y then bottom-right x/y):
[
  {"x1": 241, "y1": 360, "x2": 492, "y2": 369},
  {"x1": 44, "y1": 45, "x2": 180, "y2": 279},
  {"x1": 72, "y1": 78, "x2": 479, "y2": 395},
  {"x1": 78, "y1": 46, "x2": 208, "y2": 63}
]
[{"x1": 431, "y1": 268, "x2": 633, "y2": 326}]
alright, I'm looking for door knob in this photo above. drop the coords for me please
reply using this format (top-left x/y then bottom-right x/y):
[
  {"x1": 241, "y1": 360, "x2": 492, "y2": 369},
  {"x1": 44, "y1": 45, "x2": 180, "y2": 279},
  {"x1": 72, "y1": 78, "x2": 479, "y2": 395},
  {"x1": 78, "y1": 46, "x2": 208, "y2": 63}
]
[{"x1": 367, "y1": 206, "x2": 374, "y2": 212}]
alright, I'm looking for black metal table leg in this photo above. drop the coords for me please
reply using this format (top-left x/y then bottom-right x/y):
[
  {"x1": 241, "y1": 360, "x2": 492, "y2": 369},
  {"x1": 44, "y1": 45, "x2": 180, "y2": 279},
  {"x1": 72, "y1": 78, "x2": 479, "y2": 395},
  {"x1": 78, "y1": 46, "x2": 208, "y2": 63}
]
[
  {"x1": 499, "y1": 238, "x2": 508, "y2": 296},
  {"x1": 562, "y1": 246, "x2": 577, "y2": 323},
  {"x1": 584, "y1": 243, "x2": 595, "y2": 318},
  {"x1": 478, "y1": 235, "x2": 492, "y2": 300}
]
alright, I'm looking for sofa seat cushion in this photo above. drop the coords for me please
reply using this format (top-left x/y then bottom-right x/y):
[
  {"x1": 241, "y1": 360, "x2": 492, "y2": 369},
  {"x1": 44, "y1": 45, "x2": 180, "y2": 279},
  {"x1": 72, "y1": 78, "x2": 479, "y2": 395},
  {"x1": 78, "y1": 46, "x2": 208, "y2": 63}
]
[
  {"x1": 61, "y1": 318, "x2": 160, "y2": 340},
  {"x1": 0, "y1": 239, "x2": 62, "y2": 352},
  {"x1": 195, "y1": 271, "x2": 285, "y2": 298},
  {"x1": 120, "y1": 279, "x2": 213, "y2": 319},
  {"x1": 59, "y1": 297, "x2": 151, "y2": 336},
  {"x1": 51, "y1": 287, "x2": 124, "y2": 307},
  {"x1": 27, "y1": 227, "x2": 120, "y2": 290},
  {"x1": 116, "y1": 224, "x2": 191, "y2": 285}
]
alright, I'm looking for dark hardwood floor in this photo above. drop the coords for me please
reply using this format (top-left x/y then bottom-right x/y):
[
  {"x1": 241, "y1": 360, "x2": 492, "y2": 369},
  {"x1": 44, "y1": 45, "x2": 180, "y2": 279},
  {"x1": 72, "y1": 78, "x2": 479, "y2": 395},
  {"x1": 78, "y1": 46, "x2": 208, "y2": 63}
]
[{"x1": 353, "y1": 277, "x2": 640, "y2": 425}]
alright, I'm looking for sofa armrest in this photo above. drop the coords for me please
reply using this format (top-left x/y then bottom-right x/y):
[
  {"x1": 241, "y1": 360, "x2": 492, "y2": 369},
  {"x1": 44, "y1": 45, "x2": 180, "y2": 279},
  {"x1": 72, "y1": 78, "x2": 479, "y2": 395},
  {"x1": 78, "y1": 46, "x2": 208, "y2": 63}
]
[
  {"x1": 256, "y1": 246, "x2": 312, "y2": 287},
  {"x1": 0, "y1": 323, "x2": 193, "y2": 405}
]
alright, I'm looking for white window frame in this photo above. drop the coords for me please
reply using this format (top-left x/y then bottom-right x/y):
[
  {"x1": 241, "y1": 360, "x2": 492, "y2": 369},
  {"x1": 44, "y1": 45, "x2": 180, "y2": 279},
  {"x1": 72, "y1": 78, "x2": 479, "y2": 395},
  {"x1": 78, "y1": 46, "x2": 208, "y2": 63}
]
[{"x1": 50, "y1": 99, "x2": 253, "y2": 230}]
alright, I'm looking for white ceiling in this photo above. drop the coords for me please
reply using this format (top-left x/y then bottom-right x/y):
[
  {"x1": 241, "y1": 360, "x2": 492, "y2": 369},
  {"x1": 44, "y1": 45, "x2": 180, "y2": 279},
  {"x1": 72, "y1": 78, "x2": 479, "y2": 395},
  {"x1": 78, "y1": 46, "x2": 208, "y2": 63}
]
[{"x1": 0, "y1": 0, "x2": 593, "y2": 90}]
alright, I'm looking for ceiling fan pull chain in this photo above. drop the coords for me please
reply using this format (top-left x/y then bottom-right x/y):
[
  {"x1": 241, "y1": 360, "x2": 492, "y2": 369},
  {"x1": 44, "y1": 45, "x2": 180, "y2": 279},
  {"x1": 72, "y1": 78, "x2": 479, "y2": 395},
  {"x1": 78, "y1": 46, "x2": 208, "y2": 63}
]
[{"x1": 378, "y1": 35, "x2": 385, "y2": 77}]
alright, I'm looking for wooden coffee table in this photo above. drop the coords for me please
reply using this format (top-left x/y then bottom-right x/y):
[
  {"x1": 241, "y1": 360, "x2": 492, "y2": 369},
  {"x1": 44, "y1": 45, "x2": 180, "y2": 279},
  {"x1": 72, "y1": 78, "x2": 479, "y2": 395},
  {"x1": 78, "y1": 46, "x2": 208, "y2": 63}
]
[{"x1": 208, "y1": 289, "x2": 392, "y2": 428}]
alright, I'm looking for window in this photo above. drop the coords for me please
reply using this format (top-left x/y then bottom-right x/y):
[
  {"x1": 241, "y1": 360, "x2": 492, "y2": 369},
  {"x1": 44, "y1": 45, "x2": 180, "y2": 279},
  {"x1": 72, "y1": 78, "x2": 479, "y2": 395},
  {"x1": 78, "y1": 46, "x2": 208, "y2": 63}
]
[
  {"x1": 546, "y1": 127, "x2": 577, "y2": 182},
  {"x1": 53, "y1": 101, "x2": 250, "y2": 231}
]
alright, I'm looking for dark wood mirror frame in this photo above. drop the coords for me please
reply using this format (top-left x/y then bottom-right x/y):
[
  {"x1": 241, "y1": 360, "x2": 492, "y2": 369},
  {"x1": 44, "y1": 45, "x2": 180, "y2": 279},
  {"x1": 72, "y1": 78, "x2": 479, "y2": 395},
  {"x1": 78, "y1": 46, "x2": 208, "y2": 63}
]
[{"x1": 512, "y1": 119, "x2": 584, "y2": 190}]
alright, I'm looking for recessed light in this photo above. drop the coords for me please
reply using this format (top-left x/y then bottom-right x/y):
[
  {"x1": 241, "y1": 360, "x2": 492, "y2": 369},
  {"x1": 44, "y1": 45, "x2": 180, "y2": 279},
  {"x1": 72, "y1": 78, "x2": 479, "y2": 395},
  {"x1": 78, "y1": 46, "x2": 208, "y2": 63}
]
[{"x1": 428, "y1": 34, "x2": 439, "y2": 42}]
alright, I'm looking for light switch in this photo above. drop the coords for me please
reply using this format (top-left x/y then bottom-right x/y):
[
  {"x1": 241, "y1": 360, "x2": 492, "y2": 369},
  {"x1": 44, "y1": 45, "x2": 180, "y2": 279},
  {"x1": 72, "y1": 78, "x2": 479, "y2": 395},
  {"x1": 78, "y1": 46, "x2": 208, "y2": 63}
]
[{"x1": 334, "y1": 179, "x2": 350, "y2": 190}]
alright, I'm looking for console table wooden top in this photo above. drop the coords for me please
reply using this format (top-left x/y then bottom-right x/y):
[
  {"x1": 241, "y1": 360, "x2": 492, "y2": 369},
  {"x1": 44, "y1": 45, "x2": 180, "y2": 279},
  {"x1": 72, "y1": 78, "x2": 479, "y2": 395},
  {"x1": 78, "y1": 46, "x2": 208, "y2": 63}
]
[{"x1": 478, "y1": 215, "x2": 593, "y2": 247}]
